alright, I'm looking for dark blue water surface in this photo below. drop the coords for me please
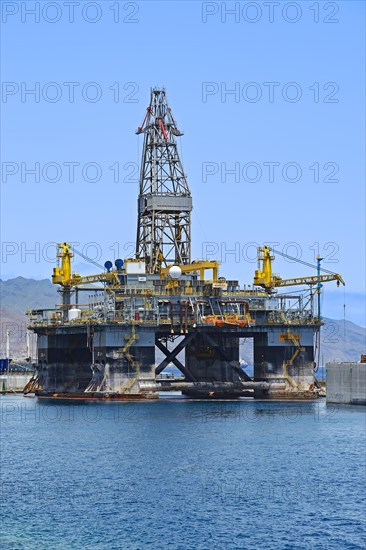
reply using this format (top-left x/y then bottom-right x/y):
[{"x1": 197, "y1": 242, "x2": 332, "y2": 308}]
[{"x1": 1, "y1": 396, "x2": 365, "y2": 550}]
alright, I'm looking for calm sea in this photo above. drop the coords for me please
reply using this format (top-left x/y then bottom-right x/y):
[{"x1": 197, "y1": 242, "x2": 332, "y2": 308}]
[{"x1": 1, "y1": 396, "x2": 365, "y2": 549}]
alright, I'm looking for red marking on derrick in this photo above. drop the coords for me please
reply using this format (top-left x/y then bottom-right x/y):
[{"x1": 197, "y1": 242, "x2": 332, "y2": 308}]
[{"x1": 160, "y1": 120, "x2": 167, "y2": 140}]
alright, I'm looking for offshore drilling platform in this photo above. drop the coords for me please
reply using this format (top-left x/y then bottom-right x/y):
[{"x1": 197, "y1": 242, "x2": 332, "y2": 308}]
[{"x1": 25, "y1": 88, "x2": 345, "y2": 400}]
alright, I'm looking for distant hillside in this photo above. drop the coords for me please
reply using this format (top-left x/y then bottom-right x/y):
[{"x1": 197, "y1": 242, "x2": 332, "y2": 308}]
[
  {"x1": 0, "y1": 277, "x2": 59, "y2": 314},
  {"x1": 319, "y1": 317, "x2": 366, "y2": 363},
  {"x1": 0, "y1": 277, "x2": 365, "y2": 364},
  {"x1": 0, "y1": 277, "x2": 59, "y2": 358}
]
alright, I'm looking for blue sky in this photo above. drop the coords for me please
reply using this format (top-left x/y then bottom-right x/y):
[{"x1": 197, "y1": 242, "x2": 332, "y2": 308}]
[{"x1": 1, "y1": 1, "x2": 365, "y2": 325}]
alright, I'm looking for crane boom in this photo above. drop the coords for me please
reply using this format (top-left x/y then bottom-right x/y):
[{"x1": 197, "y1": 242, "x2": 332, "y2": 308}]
[
  {"x1": 253, "y1": 246, "x2": 345, "y2": 289},
  {"x1": 270, "y1": 273, "x2": 345, "y2": 288},
  {"x1": 67, "y1": 272, "x2": 120, "y2": 287}
]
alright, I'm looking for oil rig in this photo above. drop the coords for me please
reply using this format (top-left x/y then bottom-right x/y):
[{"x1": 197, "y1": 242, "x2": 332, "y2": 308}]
[{"x1": 26, "y1": 88, "x2": 345, "y2": 400}]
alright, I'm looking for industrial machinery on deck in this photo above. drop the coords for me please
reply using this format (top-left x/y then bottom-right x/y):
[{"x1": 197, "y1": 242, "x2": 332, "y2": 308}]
[{"x1": 26, "y1": 88, "x2": 345, "y2": 400}]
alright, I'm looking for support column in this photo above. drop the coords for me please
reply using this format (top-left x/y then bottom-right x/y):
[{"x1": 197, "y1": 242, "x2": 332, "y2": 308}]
[
  {"x1": 185, "y1": 333, "x2": 240, "y2": 383},
  {"x1": 253, "y1": 328, "x2": 319, "y2": 398}
]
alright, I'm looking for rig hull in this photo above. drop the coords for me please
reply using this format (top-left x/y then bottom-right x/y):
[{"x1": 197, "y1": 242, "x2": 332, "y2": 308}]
[{"x1": 29, "y1": 316, "x2": 322, "y2": 400}]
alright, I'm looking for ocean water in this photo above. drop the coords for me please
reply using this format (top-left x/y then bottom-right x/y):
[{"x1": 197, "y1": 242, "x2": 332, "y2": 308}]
[{"x1": 1, "y1": 396, "x2": 365, "y2": 550}]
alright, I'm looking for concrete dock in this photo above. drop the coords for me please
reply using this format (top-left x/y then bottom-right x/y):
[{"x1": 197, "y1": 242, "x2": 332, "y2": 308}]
[
  {"x1": 326, "y1": 361, "x2": 366, "y2": 405},
  {"x1": 0, "y1": 374, "x2": 32, "y2": 393}
]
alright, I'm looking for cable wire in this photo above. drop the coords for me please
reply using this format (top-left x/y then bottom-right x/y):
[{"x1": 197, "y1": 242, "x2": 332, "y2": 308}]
[
  {"x1": 271, "y1": 248, "x2": 340, "y2": 276},
  {"x1": 72, "y1": 248, "x2": 105, "y2": 271}
]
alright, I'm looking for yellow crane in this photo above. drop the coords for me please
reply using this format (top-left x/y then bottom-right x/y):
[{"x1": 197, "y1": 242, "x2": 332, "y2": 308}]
[
  {"x1": 52, "y1": 243, "x2": 120, "y2": 287},
  {"x1": 253, "y1": 246, "x2": 345, "y2": 289}
]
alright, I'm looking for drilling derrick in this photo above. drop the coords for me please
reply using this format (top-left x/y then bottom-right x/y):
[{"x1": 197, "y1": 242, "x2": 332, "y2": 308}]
[{"x1": 136, "y1": 88, "x2": 192, "y2": 273}]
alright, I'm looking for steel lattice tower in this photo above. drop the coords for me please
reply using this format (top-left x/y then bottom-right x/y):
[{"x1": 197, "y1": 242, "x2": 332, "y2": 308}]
[{"x1": 135, "y1": 88, "x2": 192, "y2": 273}]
